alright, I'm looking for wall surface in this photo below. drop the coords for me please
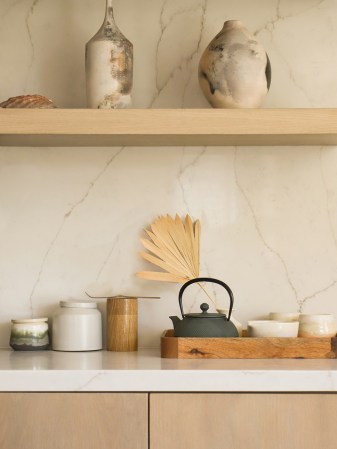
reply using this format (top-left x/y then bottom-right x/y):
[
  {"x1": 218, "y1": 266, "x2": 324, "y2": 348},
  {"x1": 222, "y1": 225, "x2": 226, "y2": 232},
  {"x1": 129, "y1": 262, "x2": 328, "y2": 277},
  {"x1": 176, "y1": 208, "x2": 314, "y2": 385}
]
[{"x1": 1, "y1": 0, "x2": 337, "y2": 348}]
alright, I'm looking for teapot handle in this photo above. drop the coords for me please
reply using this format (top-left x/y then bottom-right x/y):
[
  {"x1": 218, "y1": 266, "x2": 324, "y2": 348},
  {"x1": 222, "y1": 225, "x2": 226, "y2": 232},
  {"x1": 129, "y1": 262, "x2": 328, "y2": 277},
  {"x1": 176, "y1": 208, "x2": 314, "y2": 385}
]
[{"x1": 178, "y1": 277, "x2": 234, "y2": 321}]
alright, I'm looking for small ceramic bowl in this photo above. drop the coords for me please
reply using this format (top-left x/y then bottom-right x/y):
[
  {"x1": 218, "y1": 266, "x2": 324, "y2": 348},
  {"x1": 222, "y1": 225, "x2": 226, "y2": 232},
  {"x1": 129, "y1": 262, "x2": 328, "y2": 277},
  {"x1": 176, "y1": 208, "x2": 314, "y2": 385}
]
[
  {"x1": 298, "y1": 314, "x2": 336, "y2": 338},
  {"x1": 247, "y1": 320, "x2": 299, "y2": 338},
  {"x1": 269, "y1": 312, "x2": 300, "y2": 322}
]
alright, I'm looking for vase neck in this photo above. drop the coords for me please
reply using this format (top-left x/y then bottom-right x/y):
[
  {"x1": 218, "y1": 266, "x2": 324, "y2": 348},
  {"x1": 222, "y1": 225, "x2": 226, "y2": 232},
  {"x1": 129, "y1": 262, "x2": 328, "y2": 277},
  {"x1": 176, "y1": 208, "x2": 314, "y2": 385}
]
[
  {"x1": 222, "y1": 20, "x2": 243, "y2": 31},
  {"x1": 104, "y1": 0, "x2": 116, "y2": 26},
  {"x1": 101, "y1": 0, "x2": 122, "y2": 37}
]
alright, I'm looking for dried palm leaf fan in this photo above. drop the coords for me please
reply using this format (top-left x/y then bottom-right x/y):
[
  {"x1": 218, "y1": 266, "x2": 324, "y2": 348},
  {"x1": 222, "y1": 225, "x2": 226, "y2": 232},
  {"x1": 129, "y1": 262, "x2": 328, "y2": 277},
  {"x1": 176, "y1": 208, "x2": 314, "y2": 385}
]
[{"x1": 136, "y1": 214, "x2": 218, "y2": 308}]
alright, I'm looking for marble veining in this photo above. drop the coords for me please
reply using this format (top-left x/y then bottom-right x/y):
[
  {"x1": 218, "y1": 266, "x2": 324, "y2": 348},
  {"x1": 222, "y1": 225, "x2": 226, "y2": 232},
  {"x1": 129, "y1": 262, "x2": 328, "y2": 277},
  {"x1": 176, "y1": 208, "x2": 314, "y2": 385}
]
[
  {"x1": 233, "y1": 147, "x2": 298, "y2": 305},
  {"x1": 150, "y1": 0, "x2": 208, "y2": 108},
  {"x1": 1, "y1": 1, "x2": 337, "y2": 348},
  {"x1": 27, "y1": 147, "x2": 124, "y2": 317}
]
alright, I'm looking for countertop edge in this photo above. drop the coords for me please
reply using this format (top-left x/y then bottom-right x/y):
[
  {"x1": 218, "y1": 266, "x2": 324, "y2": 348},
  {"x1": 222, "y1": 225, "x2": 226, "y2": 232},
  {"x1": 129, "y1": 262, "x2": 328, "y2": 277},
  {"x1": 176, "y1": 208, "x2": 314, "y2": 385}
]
[{"x1": 2, "y1": 349, "x2": 337, "y2": 392}]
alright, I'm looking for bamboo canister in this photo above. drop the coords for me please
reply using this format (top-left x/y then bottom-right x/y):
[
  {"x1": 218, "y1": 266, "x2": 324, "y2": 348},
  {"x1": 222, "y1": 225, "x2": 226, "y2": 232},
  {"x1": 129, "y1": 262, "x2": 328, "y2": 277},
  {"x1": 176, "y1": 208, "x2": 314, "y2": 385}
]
[{"x1": 107, "y1": 296, "x2": 138, "y2": 352}]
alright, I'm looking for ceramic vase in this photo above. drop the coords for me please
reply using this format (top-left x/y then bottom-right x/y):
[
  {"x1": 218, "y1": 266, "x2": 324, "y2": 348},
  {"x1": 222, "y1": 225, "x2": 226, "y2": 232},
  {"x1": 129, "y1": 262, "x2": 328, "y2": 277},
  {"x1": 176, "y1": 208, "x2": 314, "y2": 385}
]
[
  {"x1": 85, "y1": 0, "x2": 133, "y2": 109},
  {"x1": 198, "y1": 20, "x2": 271, "y2": 108}
]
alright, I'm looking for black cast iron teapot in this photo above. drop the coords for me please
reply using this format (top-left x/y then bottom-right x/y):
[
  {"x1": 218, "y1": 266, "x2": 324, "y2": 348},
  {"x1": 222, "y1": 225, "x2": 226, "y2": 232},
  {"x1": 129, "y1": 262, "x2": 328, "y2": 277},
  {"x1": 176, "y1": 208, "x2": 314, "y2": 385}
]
[{"x1": 170, "y1": 277, "x2": 239, "y2": 338}]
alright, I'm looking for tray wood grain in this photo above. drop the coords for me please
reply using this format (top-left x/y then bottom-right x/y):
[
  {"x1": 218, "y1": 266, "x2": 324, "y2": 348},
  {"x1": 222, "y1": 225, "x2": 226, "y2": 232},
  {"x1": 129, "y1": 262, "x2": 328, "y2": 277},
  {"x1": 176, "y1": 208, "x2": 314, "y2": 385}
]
[{"x1": 161, "y1": 330, "x2": 337, "y2": 359}]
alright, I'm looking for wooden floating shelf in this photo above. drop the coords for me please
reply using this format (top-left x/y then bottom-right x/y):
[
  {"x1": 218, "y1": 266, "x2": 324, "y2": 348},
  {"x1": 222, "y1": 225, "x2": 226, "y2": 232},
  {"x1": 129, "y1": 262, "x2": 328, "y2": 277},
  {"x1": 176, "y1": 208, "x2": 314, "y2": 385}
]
[{"x1": 1, "y1": 108, "x2": 337, "y2": 147}]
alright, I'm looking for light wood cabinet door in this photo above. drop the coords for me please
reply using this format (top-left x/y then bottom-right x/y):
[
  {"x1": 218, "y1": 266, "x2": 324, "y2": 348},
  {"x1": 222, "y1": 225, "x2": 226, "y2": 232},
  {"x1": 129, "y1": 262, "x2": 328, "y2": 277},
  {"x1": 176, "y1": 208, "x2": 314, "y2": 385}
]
[
  {"x1": 0, "y1": 393, "x2": 148, "y2": 449},
  {"x1": 150, "y1": 393, "x2": 337, "y2": 449}
]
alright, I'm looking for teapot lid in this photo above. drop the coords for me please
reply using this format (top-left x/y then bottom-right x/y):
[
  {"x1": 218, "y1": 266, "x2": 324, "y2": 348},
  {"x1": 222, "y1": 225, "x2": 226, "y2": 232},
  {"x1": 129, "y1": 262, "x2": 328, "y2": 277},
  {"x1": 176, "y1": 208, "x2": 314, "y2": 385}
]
[{"x1": 184, "y1": 303, "x2": 226, "y2": 318}]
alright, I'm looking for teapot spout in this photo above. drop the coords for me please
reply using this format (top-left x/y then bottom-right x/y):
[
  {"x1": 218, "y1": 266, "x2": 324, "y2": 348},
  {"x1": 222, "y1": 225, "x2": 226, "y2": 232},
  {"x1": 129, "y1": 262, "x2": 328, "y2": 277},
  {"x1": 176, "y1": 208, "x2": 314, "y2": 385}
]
[{"x1": 169, "y1": 316, "x2": 181, "y2": 329}]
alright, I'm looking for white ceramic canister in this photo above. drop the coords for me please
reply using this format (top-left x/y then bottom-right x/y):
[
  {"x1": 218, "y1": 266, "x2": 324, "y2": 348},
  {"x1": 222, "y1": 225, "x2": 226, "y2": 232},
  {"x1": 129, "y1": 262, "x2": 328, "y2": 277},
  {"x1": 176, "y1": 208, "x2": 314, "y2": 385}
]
[
  {"x1": 10, "y1": 318, "x2": 49, "y2": 351},
  {"x1": 52, "y1": 300, "x2": 102, "y2": 351},
  {"x1": 298, "y1": 314, "x2": 337, "y2": 338}
]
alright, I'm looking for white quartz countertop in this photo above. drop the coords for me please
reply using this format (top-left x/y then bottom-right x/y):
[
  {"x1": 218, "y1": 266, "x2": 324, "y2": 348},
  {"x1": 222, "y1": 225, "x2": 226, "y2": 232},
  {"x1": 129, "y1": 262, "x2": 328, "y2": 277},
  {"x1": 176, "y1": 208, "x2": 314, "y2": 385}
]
[{"x1": 2, "y1": 349, "x2": 337, "y2": 392}]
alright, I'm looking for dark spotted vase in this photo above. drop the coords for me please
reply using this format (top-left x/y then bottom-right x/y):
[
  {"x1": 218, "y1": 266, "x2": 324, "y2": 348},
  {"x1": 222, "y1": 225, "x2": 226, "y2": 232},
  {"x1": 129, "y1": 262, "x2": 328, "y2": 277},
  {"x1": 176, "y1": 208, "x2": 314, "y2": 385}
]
[{"x1": 198, "y1": 20, "x2": 271, "y2": 108}]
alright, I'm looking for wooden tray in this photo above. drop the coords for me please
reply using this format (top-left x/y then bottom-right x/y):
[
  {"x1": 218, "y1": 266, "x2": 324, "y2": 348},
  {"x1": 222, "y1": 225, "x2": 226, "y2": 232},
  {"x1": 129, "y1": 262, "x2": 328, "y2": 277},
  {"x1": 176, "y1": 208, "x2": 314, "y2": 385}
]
[{"x1": 161, "y1": 330, "x2": 337, "y2": 359}]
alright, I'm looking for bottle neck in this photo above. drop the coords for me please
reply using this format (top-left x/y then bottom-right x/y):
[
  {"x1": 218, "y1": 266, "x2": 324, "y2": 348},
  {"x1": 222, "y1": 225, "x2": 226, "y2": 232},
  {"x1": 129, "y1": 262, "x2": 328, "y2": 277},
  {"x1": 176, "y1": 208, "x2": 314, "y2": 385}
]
[
  {"x1": 104, "y1": 0, "x2": 115, "y2": 24},
  {"x1": 101, "y1": 0, "x2": 120, "y2": 38},
  {"x1": 91, "y1": 0, "x2": 126, "y2": 40}
]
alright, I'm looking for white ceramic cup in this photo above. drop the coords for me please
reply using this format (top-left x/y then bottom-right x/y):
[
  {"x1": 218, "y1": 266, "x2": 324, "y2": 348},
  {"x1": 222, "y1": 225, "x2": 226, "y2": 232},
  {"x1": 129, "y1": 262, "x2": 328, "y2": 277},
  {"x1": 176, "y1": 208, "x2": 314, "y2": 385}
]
[
  {"x1": 247, "y1": 320, "x2": 299, "y2": 338},
  {"x1": 298, "y1": 314, "x2": 337, "y2": 338},
  {"x1": 269, "y1": 312, "x2": 300, "y2": 322}
]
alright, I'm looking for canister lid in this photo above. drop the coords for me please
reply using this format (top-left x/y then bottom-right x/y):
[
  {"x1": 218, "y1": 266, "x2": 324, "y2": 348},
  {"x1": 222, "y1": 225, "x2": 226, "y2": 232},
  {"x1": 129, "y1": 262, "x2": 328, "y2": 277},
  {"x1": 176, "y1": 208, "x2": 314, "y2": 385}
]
[
  {"x1": 60, "y1": 300, "x2": 97, "y2": 309},
  {"x1": 11, "y1": 317, "x2": 48, "y2": 324}
]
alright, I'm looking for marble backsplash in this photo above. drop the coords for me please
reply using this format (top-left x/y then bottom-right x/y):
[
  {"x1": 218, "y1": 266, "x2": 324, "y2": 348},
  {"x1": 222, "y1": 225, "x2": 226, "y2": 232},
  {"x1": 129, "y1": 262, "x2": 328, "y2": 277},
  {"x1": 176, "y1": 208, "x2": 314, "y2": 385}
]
[{"x1": 1, "y1": 0, "x2": 337, "y2": 348}]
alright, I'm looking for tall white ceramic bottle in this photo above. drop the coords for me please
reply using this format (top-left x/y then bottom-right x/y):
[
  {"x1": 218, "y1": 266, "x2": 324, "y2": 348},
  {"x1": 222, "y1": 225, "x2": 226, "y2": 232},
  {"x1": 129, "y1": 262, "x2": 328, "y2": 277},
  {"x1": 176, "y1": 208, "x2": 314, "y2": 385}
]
[{"x1": 85, "y1": 0, "x2": 133, "y2": 108}]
